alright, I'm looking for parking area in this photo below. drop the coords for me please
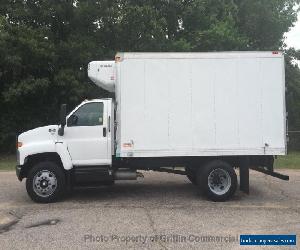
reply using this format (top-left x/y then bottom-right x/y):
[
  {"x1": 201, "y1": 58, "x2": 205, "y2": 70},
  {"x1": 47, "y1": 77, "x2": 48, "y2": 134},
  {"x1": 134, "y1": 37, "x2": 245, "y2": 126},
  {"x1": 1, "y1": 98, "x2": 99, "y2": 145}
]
[{"x1": 0, "y1": 169, "x2": 299, "y2": 249}]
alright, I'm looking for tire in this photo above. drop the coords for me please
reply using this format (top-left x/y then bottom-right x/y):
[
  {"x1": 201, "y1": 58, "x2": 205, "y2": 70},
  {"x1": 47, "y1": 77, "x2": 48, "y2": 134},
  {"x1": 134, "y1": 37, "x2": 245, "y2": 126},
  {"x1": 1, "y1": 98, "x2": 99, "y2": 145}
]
[
  {"x1": 197, "y1": 160, "x2": 237, "y2": 202},
  {"x1": 185, "y1": 167, "x2": 197, "y2": 185},
  {"x1": 26, "y1": 161, "x2": 66, "y2": 203}
]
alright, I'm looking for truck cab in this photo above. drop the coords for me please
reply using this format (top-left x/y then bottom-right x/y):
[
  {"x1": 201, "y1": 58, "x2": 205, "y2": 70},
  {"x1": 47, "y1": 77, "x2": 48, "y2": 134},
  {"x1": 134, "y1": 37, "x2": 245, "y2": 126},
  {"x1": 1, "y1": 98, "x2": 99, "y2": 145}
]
[
  {"x1": 62, "y1": 99, "x2": 113, "y2": 166},
  {"x1": 16, "y1": 98, "x2": 116, "y2": 202},
  {"x1": 17, "y1": 99, "x2": 113, "y2": 168}
]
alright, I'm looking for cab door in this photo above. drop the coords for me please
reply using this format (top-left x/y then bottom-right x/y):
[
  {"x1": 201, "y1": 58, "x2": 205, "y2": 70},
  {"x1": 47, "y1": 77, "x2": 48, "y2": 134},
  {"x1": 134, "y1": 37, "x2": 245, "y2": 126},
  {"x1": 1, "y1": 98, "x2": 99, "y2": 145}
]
[{"x1": 63, "y1": 100, "x2": 111, "y2": 166}]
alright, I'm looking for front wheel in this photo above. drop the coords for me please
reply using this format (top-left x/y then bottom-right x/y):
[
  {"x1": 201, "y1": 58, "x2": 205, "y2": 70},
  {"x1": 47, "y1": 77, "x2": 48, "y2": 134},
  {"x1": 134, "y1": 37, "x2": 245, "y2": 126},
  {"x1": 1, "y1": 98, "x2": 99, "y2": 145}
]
[
  {"x1": 197, "y1": 160, "x2": 237, "y2": 202},
  {"x1": 26, "y1": 161, "x2": 66, "y2": 203}
]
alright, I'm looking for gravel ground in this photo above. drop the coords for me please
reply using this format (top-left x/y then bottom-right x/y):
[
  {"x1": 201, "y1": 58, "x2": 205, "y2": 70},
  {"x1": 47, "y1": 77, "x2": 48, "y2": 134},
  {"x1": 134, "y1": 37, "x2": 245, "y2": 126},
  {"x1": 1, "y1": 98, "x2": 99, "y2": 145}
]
[{"x1": 0, "y1": 169, "x2": 299, "y2": 250}]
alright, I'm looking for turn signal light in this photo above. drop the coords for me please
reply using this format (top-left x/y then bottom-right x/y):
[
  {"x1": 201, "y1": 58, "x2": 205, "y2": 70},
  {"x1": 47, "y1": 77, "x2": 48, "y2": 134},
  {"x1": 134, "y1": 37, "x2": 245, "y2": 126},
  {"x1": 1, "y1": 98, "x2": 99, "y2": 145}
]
[{"x1": 17, "y1": 142, "x2": 23, "y2": 148}]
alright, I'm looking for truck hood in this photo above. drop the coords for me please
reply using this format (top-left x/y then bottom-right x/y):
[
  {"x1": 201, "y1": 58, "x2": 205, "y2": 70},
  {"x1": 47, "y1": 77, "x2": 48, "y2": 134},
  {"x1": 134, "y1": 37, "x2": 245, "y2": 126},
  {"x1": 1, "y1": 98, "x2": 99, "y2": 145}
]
[{"x1": 18, "y1": 125, "x2": 59, "y2": 145}]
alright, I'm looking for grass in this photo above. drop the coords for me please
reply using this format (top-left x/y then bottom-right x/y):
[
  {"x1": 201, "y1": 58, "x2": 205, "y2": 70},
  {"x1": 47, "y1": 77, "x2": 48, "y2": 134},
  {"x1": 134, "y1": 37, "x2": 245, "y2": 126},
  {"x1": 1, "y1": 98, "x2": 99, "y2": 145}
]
[
  {"x1": 0, "y1": 155, "x2": 16, "y2": 171},
  {"x1": 274, "y1": 151, "x2": 300, "y2": 169},
  {"x1": 0, "y1": 152, "x2": 300, "y2": 171}
]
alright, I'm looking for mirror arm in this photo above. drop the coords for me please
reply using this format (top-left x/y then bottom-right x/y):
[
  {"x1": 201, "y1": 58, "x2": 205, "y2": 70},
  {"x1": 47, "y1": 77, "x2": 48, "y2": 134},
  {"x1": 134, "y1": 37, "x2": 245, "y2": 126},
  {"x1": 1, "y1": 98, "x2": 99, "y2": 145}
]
[
  {"x1": 58, "y1": 126, "x2": 64, "y2": 136},
  {"x1": 58, "y1": 104, "x2": 67, "y2": 136}
]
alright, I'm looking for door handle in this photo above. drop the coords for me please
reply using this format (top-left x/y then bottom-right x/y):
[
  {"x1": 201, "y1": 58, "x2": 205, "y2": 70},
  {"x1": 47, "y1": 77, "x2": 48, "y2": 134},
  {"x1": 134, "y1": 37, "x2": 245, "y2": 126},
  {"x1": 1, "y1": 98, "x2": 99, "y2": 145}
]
[{"x1": 103, "y1": 127, "x2": 107, "y2": 137}]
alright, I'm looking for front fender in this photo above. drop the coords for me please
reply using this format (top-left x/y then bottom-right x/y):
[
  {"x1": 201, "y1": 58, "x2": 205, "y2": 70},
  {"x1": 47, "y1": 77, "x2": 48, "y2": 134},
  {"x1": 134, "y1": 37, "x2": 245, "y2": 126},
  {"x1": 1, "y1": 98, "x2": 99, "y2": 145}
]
[
  {"x1": 18, "y1": 141, "x2": 73, "y2": 170},
  {"x1": 55, "y1": 142, "x2": 73, "y2": 170},
  {"x1": 19, "y1": 141, "x2": 56, "y2": 165}
]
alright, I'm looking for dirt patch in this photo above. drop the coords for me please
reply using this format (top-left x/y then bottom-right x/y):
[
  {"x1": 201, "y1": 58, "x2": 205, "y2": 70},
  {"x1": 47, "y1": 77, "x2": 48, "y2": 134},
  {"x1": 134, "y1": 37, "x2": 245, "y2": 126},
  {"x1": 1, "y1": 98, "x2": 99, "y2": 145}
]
[
  {"x1": 0, "y1": 212, "x2": 19, "y2": 233},
  {"x1": 25, "y1": 219, "x2": 60, "y2": 228}
]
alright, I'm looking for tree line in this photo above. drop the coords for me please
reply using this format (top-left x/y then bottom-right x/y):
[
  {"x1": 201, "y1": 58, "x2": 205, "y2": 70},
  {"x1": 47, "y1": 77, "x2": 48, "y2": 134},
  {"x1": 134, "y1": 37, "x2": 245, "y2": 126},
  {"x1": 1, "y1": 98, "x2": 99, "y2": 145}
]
[{"x1": 0, "y1": 0, "x2": 300, "y2": 152}]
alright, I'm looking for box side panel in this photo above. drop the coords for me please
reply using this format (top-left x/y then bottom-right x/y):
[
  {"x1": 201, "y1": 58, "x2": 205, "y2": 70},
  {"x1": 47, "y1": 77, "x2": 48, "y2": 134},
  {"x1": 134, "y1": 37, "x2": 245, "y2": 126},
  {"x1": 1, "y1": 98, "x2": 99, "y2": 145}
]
[
  {"x1": 118, "y1": 54, "x2": 285, "y2": 157},
  {"x1": 114, "y1": 61, "x2": 121, "y2": 157},
  {"x1": 119, "y1": 59, "x2": 170, "y2": 153},
  {"x1": 167, "y1": 60, "x2": 193, "y2": 150},
  {"x1": 142, "y1": 60, "x2": 169, "y2": 150},
  {"x1": 236, "y1": 58, "x2": 263, "y2": 149},
  {"x1": 214, "y1": 59, "x2": 239, "y2": 148},
  {"x1": 191, "y1": 58, "x2": 265, "y2": 152},
  {"x1": 118, "y1": 60, "x2": 146, "y2": 153},
  {"x1": 191, "y1": 59, "x2": 216, "y2": 149},
  {"x1": 261, "y1": 58, "x2": 286, "y2": 153}
]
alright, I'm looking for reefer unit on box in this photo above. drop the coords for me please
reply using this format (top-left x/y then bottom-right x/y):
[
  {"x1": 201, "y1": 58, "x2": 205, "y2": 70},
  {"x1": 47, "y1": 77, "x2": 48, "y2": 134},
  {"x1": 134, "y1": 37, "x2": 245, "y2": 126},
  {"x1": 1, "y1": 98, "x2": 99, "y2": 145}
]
[{"x1": 114, "y1": 52, "x2": 286, "y2": 158}]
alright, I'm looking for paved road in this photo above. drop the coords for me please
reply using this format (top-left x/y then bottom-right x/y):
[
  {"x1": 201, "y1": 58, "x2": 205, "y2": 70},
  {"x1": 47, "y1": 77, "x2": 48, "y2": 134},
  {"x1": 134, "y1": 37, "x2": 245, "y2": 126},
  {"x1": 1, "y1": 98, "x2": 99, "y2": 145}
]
[{"x1": 0, "y1": 169, "x2": 299, "y2": 250}]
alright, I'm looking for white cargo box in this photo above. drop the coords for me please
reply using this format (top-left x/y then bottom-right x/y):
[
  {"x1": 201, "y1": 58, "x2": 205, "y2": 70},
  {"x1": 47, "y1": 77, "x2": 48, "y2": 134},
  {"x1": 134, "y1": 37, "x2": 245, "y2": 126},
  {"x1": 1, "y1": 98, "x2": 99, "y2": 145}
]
[{"x1": 114, "y1": 52, "x2": 286, "y2": 157}]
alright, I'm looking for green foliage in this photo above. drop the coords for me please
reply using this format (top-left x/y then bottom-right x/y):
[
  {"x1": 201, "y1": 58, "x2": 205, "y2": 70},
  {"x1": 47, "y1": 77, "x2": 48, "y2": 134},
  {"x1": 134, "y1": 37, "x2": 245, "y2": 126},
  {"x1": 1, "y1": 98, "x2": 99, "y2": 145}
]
[
  {"x1": 285, "y1": 48, "x2": 300, "y2": 148},
  {"x1": 275, "y1": 151, "x2": 300, "y2": 169},
  {"x1": 0, "y1": 0, "x2": 300, "y2": 152},
  {"x1": 0, "y1": 154, "x2": 15, "y2": 170}
]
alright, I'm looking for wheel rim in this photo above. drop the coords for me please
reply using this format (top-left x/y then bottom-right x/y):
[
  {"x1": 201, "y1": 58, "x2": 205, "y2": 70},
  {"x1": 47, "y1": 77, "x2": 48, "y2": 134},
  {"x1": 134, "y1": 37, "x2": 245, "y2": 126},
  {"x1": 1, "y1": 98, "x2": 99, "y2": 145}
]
[
  {"x1": 33, "y1": 170, "x2": 57, "y2": 197},
  {"x1": 208, "y1": 168, "x2": 231, "y2": 195}
]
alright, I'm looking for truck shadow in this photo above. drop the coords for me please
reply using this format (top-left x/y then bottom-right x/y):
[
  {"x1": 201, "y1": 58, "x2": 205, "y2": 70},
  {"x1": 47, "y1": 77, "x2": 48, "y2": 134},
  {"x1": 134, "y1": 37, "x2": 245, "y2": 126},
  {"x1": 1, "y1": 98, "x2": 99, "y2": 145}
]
[
  {"x1": 68, "y1": 181, "x2": 198, "y2": 202},
  {"x1": 66, "y1": 181, "x2": 251, "y2": 204}
]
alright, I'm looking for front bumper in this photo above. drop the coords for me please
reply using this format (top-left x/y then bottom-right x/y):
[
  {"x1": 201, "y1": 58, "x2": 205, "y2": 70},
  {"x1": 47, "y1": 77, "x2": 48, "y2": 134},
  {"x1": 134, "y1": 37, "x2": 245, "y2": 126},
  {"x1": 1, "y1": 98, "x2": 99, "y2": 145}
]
[{"x1": 16, "y1": 165, "x2": 22, "y2": 181}]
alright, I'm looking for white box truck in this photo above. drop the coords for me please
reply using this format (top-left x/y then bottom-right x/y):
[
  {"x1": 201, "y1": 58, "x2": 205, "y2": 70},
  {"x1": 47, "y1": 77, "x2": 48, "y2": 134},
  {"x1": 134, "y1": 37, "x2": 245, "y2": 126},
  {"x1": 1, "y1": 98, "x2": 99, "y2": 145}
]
[{"x1": 16, "y1": 52, "x2": 289, "y2": 203}]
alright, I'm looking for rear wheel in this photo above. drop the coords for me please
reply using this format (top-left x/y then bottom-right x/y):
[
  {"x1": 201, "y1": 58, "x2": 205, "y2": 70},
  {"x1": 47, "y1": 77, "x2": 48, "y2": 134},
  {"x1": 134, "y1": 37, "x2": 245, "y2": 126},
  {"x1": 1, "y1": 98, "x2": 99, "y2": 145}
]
[
  {"x1": 197, "y1": 160, "x2": 237, "y2": 202},
  {"x1": 26, "y1": 161, "x2": 66, "y2": 203}
]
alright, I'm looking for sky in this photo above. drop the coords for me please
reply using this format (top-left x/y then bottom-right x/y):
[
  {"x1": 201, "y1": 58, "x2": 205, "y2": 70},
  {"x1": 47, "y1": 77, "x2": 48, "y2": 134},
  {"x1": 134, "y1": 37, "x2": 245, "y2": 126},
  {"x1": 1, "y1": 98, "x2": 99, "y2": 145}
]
[{"x1": 285, "y1": 12, "x2": 300, "y2": 49}]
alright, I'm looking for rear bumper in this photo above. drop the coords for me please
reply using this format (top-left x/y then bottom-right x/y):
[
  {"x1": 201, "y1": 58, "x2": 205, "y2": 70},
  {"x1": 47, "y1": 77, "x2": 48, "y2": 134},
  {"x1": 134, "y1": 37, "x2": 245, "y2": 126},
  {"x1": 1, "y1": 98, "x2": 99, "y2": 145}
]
[
  {"x1": 250, "y1": 166, "x2": 289, "y2": 180},
  {"x1": 16, "y1": 165, "x2": 23, "y2": 181}
]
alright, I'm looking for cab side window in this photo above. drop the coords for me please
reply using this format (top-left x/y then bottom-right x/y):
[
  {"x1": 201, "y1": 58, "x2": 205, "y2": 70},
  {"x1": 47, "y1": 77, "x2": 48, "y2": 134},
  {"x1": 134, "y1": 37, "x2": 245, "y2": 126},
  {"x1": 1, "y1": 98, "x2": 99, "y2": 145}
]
[{"x1": 67, "y1": 102, "x2": 103, "y2": 127}]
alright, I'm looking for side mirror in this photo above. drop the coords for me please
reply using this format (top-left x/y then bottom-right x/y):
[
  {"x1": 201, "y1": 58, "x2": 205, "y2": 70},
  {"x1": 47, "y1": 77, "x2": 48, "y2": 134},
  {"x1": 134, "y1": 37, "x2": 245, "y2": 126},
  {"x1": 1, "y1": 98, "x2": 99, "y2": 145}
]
[{"x1": 58, "y1": 104, "x2": 67, "y2": 136}]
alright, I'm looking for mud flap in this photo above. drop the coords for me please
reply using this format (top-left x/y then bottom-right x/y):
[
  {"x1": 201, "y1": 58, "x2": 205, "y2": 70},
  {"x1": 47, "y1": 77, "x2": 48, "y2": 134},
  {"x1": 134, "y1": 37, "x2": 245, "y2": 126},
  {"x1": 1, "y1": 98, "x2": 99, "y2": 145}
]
[{"x1": 239, "y1": 157, "x2": 250, "y2": 194}]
